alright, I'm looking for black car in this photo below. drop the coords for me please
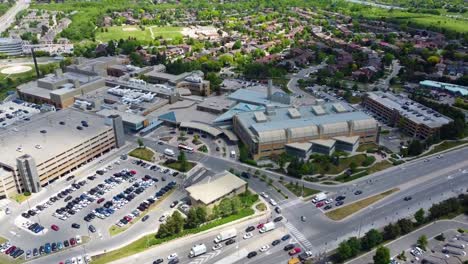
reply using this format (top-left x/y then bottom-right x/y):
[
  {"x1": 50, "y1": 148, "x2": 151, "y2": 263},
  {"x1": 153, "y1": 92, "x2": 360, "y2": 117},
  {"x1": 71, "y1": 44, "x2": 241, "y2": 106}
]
[
  {"x1": 89, "y1": 225, "x2": 96, "y2": 233},
  {"x1": 21, "y1": 212, "x2": 30, "y2": 219},
  {"x1": 324, "y1": 205, "x2": 332, "y2": 210},
  {"x1": 283, "y1": 244, "x2": 295, "y2": 251},
  {"x1": 272, "y1": 239, "x2": 281, "y2": 246},
  {"x1": 240, "y1": 172, "x2": 251, "y2": 179},
  {"x1": 71, "y1": 223, "x2": 80, "y2": 229},
  {"x1": 247, "y1": 251, "x2": 257, "y2": 258},
  {"x1": 168, "y1": 258, "x2": 179, "y2": 264},
  {"x1": 245, "y1": 226, "x2": 255, "y2": 232},
  {"x1": 225, "y1": 238, "x2": 236, "y2": 245},
  {"x1": 142, "y1": 215, "x2": 150, "y2": 222},
  {"x1": 404, "y1": 196, "x2": 412, "y2": 201},
  {"x1": 335, "y1": 201, "x2": 344, "y2": 206},
  {"x1": 66, "y1": 175, "x2": 75, "y2": 181},
  {"x1": 170, "y1": 201, "x2": 179, "y2": 208},
  {"x1": 33, "y1": 248, "x2": 38, "y2": 256},
  {"x1": 153, "y1": 259, "x2": 164, "y2": 264},
  {"x1": 335, "y1": 195, "x2": 346, "y2": 201},
  {"x1": 275, "y1": 207, "x2": 281, "y2": 214},
  {"x1": 64, "y1": 196, "x2": 73, "y2": 202},
  {"x1": 273, "y1": 216, "x2": 283, "y2": 222},
  {"x1": 354, "y1": 190, "x2": 363, "y2": 195},
  {"x1": 281, "y1": 234, "x2": 291, "y2": 241}
]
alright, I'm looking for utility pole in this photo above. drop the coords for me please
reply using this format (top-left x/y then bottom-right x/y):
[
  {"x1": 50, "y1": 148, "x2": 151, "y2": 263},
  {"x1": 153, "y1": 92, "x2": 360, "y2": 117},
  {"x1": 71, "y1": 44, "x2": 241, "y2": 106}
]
[{"x1": 31, "y1": 47, "x2": 40, "y2": 78}]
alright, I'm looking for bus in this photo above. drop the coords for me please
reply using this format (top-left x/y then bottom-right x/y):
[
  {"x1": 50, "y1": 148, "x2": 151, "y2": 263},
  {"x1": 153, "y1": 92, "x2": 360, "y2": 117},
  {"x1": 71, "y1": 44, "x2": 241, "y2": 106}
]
[{"x1": 178, "y1": 144, "x2": 194, "y2": 153}]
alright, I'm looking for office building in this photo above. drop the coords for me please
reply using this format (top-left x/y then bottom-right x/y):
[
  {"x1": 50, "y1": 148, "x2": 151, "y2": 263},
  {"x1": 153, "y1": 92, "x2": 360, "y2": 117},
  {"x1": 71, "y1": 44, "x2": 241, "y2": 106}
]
[
  {"x1": 419, "y1": 80, "x2": 468, "y2": 96},
  {"x1": 0, "y1": 108, "x2": 125, "y2": 198},
  {"x1": 0, "y1": 38, "x2": 23, "y2": 56},
  {"x1": 362, "y1": 92, "x2": 452, "y2": 139},
  {"x1": 233, "y1": 104, "x2": 378, "y2": 160}
]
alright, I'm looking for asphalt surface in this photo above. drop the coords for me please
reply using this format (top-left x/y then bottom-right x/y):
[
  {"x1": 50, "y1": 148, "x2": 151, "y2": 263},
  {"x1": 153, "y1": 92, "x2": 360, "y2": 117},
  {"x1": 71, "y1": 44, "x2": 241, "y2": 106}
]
[{"x1": 0, "y1": 0, "x2": 30, "y2": 34}]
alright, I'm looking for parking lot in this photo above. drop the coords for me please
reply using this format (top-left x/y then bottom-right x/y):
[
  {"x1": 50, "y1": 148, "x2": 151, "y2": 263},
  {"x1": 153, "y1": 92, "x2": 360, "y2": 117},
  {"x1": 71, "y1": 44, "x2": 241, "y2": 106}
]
[{"x1": 6, "y1": 155, "x2": 184, "y2": 262}]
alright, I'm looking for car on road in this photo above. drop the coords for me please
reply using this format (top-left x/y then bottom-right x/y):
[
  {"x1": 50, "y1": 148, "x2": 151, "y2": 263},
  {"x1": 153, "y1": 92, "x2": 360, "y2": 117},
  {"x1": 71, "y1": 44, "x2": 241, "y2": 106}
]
[
  {"x1": 289, "y1": 247, "x2": 302, "y2": 255},
  {"x1": 275, "y1": 207, "x2": 281, "y2": 214},
  {"x1": 335, "y1": 195, "x2": 346, "y2": 201},
  {"x1": 170, "y1": 201, "x2": 179, "y2": 208},
  {"x1": 282, "y1": 234, "x2": 291, "y2": 241},
  {"x1": 404, "y1": 196, "x2": 412, "y2": 201},
  {"x1": 71, "y1": 223, "x2": 80, "y2": 229},
  {"x1": 167, "y1": 253, "x2": 178, "y2": 260},
  {"x1": 354, "y1": 190, "x2": 362, "y2": 195},
  {"x1": 153, "y1": 259, "x2": 164, "y2": 264},
  {"x1": 225, "y1": 238, "x2": 236, "y2": 245},
  {"x1": 88, "y1": 225, "x2": 96, "y2": 233},
  {"x1": 260, "y1": 192, "x2": 269, "y2": 198},
  {"x1": 51, "y1": 224, "x2": 59, "y2": 231},
  {"x1": 272, "y1": 239, "x2": 281, "y2": 246},
  {"x1": 212, "y1": 243, "x2": 223, "y2": 251},
  {"x1": 335, "y1": 201, "x2": 344, "y2": 207},
  {"x1": 284, "y1": 244, "x2": 295, "y2": 251},
  {"x1": 269, "y1": 199, "x2": 277, "y2": 206},
  {"x1": 247, "y1": 251, "x2": 257, "y2": 258},
  {"x1": 142, "y1": 215, "x2": 150, "y2": 222},
  {"x1": 245, "y1": 226, "x2": 255, "y2": 232},
  {"x1": 243, "y1": 232, "x2": 253, "y2": 240},
  {"x1": 300, "y1": 216, "x2": 306, "y2": 222},
  {"x1": 274, "y1": 216, "x2": 283, "y2": 222},
  {"x1": 259, "y1": 245, "x2": 269, "y2": 252}
]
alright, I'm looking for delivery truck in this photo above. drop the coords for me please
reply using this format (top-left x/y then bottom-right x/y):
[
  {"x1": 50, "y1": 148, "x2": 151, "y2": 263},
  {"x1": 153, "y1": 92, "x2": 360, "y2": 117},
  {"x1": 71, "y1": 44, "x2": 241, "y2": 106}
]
[
  {"x1": 214, "y1": 228, "x2": 237, "y2": 243},
  {"x1": 164, "y1": 148, "x2": 175, "y2": 157},
  {"x1": 312, "y1": 192, "x2": 327, "y2": 203},
  {"x1": 189, "y1": 244, "x2": 207, "y2": 258},
  {"x1": 259, "y1": 222, "x2": 275, "y2": 233}
]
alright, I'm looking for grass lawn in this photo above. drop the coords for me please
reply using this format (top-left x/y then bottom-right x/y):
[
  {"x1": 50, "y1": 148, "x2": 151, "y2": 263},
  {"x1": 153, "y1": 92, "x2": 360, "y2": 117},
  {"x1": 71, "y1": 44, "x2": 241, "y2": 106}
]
[
  {"x1": 164, "y1": 161, "x2": 195, "y2": 172},
  {"x1": 357, "y1": 143, "x2": 379, "y2": 152},
  {"x1": 93, "y1": 208, "x2": 255, "y2": 264},
  {"x1": 366, "y1": 160, "x2": 393, "y2": 174},
  {"x1": 128, "y1": 147, "x2": 155, "y2": 162},
  {"x1": 109, "y1": 189, "x2": 175, "y2": 237},
  {"x1": 0, "y1": 236, "x2": 7, "y2": 244},
  {"x1": 11, "y1": 193, "x2": 32, "y2": 203},
  {"x1": 255, "y1": 202, "x2": 267, "y2": 212},
  {"x1": 326, "y1": 188, "x2": 399, "y2": 221},
  {"x1": 282, "y1": 182, "x2": 320, "y2": 198},
  {"x1": 422, "y1": 141, "x2": 468, "y2": 157},
  {"x1": 96, "y1": 26, "x2": 182, "y2": 42},
  {"x1": 313, "y1": 154, "x2": 368, "y2": 175}
]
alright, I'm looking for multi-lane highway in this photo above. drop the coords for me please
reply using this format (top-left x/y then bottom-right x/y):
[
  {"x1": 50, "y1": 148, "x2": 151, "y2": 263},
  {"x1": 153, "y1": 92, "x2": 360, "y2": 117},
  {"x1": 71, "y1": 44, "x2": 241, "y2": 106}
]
[{"x1": 0, "y1": 0, "x2": 30, "y2": 34}]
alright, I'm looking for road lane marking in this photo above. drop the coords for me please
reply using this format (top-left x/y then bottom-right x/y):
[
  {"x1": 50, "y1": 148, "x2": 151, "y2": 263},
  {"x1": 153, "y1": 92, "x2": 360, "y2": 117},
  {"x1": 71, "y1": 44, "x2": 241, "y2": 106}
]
[{"x1": 284, "y1": 222, "x2": 313, "y2": 249}]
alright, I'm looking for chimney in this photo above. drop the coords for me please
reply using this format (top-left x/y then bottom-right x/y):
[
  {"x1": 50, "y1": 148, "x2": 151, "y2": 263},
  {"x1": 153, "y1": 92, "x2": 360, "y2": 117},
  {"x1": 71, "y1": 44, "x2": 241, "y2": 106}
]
[{"x1": 267, "y1": 79, "x2": 273, "y2": 99}]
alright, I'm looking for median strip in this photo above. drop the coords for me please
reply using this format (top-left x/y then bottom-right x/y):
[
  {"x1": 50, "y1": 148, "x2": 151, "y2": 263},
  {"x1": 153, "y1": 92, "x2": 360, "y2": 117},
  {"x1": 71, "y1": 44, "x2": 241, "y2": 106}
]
[{"x1": 325, "y1": 188, "x2": 399, "y2": 221}]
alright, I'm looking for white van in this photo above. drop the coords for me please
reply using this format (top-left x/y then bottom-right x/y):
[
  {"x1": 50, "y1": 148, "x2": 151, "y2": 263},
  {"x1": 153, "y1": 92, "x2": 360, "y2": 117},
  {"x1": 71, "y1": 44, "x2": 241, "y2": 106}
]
[
  {"x1": 230, "y1": 150, "x2": 236, "y2": 158},
  {"x1": 164, "y1": 148, "x2": 175, "y2": 157}
]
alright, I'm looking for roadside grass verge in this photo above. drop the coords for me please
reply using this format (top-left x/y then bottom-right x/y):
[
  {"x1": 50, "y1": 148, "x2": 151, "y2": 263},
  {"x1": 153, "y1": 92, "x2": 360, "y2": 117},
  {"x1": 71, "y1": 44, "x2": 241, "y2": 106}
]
[
  {"x1": 0, "y1": 236, "x2": 7, "y2": 244},
  {"x1": 325, "y1": 188, "x2": 399, "y2": 221},
  {"x1": 357, "y1": 143, "x2": 379, "y2": 152},
  {"x1": 11, "y1": 192, "x2": 32, "y2": 203},
  {"x1": 313, "y1": 154, "x2": 369, "y2": 175},
  {"x1": 335, "y1": 160, "x2": 393, "y2": 183},
  {"x1": 128, "y1": 147, "x2": 155, "y2": 162},
  {"x1": 92, "y1": 208, "x2": 254, "y2": 264},
  {"x1": 164, "y1": 161, "x2": 196, "y2": 172},
  {"x1": 282, "y1": 182, "x2": 320, "y2": 198},
  {"x1": 366, "y1": 160, "x2": 393, "y2": 174},
  {"x1": 108, "y1": 189, "x2": 175, "y2": 237},
  {"x1": 421, "y1": 140, "x2": 468, "y2": 157}
]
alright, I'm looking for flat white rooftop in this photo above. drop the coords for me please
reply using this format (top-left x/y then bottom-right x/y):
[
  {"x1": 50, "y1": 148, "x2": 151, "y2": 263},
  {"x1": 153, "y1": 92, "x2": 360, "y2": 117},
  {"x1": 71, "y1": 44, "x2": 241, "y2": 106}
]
[{"x1": 0, "y1": 108, "x2": 112, "y2": 168}]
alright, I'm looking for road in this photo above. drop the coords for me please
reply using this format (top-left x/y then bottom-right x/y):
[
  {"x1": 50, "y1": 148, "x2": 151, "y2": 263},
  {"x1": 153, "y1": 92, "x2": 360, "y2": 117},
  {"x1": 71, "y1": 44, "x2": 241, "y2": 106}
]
[
  {"x1": 286, "y1": 61, "x2": 327, "y2": 98},
  {"x1": 0, "y1": 0, "x2": 30, "y2": 34}
]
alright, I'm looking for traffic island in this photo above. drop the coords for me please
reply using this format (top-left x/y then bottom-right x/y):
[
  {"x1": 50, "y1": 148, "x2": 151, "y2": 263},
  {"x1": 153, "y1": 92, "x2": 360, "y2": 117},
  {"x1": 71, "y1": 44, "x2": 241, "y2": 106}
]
[
  {"x1": 325, "y1": 188, "x2": 399, "y2": 221},
  {"x1": 128, "y1": 147, "x2": 155, "y2": 162}
]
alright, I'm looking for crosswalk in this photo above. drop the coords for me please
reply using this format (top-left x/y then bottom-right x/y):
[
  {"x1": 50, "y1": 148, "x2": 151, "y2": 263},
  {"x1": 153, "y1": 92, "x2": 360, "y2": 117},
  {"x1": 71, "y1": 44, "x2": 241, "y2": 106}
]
[
  {"x1": 278, "y1": 198, "x2": 302, "y2": 208},
  {"x1": 188, "y1": 250, "x2": 222, "y2": 264},
  {"x1": 284, "y1": 222, "x2": 313, "y2": 250}
]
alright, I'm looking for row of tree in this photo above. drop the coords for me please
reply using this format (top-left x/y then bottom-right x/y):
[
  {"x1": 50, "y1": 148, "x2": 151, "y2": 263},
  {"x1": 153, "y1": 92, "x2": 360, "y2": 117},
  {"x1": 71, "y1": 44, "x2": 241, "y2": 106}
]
[{"x1": 335, "y1": 194, "x2": 468, "y2": 263}]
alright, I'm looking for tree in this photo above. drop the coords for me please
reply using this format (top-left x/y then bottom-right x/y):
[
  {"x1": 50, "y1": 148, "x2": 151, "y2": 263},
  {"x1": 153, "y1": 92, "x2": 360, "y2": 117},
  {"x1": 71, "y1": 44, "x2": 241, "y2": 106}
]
[
  {"x1": 232, "y1": 40, "x2": 242, "y2": 49},
  {"x1": 218, "y1": 198, "x2": 233, "y2": 217},
  {"x1": 397, "y1": 218, "x2": 414, "y2": 234},
  {"x1": 407, "y1": 140, "x2": 424, "y2": 156},
  {"x1": 347, "y1": 237, "x2": 361, "y2": 257},
  {"x1": 336, "y1": 241, "x2": 352, "y2": 262},
  {"x1": 137, "y1": 138, "x2": 144, "y2": 148},
  {"x1": 230, "y1": 196, "x2": 242, "y2": 214},
  {"x1": 106, "y1": 40, "x2": 116, "y2": 56},
  {"x1": 177, "y1": 151, "x2": 188, "y2": 172},
  {"x1": 205, "y1": 72, "x2": 222, "y2": 93},
  {"x1": 417, "y1": 235, "x2": 428, "y2": 250},
  {"x1": 373, "y1": 246, "x2": 390, "y2": 264},
  {"x1": 414, "y1": 208, "x2": 426, "y2": 225},
  {"x1": 361, "y1": 229, "x2": 383, "y2": 250},
  {"x1": 383, "y1": 223, "x2": 401, "y2": 240},
  {"x1": 185, "y1": 208, "x2": 200, "y2": 228}
]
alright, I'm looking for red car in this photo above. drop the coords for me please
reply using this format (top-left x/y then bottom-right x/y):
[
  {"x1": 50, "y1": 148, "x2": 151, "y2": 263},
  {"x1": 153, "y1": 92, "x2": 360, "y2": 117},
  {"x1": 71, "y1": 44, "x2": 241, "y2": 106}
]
[
  {"x1": 5, "y1": 246, "x2": 16, "y2": 255},
  {"x1": 97, "y1": 198, "x2": 105, "y2": 204},
  {"x1": 316, "y1": 202, "x2": 324, "y2": 208},
  {"x1": 256, "y1": 223, "x2": 264, "y2": 229},
  {"x1": 70, "y1": 238, "x2": 76, "y2": 246},
  {"x1": 289, "y1": 247, "x2": 302, "y2": 255},
  {"x1": 51, "y1": 224, "x2": 59, "y2": 231},
  {"x1": 129, "y1": 170, "x2": 137, "y2": 175}
]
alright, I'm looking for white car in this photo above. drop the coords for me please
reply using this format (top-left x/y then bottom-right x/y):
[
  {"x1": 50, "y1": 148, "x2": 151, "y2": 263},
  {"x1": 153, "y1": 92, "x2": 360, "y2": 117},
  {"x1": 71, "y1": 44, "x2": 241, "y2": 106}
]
[
  {"x1": 212, "y1": 243, "x2": 223, "y2": 251},
  {"x1": 259, "y1": 245, "x2": 270, "y2": 252},
  {"x1": 260, "y1": 192, "x2": 269, "y2": 199},
  {"x1": 167, "y1": 253, "x2": 178, "y2": 260},
  {"x1": 269, "y1": 199, "x2": 277, "y2": 206},
  {"x1": 77, "y1": 256, "x2": 84, "y2": 264},
  {"x1": 71, "y1": 257, "x2": 77, "y2": 264},
  {"x1": 243, "y1": 232, "x2": 253, "y2": 239},
  {"x1": 325, "y1": 198, "x2": 333, "y2": 204},
  {"x1": 76, "y1": 235, "x2": 82, "y2": 244}
]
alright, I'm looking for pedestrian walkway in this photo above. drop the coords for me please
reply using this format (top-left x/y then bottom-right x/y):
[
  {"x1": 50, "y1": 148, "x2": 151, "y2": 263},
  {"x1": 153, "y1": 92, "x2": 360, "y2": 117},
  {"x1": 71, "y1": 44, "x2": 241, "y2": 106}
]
[
  {"x1": 284, "y1": 222, "x2": 313, "y2": 249},
  {"x1": 279, "y1": 198, "x2": 302, "y2": 208}
]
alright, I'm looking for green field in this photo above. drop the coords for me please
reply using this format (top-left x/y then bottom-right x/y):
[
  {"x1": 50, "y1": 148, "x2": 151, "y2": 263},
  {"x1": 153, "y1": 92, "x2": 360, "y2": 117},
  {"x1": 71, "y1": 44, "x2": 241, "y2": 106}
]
[{"x1": 96, "y1": 26, "x2": 182, "y2": 42}]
